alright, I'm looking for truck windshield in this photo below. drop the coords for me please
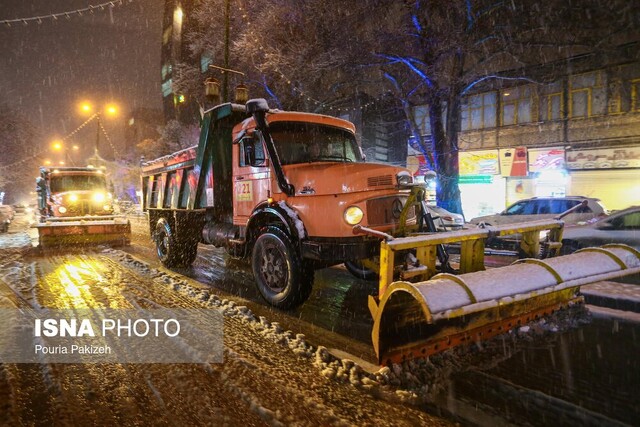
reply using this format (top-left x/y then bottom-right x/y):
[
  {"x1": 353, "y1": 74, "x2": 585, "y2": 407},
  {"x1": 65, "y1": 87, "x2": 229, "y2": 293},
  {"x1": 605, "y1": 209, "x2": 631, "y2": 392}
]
[
  {"x1": 269, "y1": 122, "x2": 361, "y2": 165},
  {"x1": 49, "y1": 175, "x2": 107, "y2": 193}
]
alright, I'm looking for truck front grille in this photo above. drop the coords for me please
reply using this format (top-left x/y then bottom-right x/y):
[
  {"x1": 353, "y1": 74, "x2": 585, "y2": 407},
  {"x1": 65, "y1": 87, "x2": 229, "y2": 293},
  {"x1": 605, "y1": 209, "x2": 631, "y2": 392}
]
[
  {"x1": 367, "y1": 175, "x2": 393, "y2": 187},
  {"x1": 366, "y1": 196, "x2": 415, "y2": 226},
  {"x1": 66, "y1": 202, "x2": 98, "y2": 216}
]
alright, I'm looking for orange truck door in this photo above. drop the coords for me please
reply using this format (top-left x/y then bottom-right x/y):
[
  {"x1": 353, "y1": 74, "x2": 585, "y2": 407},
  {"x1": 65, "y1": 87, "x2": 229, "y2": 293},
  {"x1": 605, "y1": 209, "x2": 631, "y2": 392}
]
[{"x1": 233, "y1": 135, "x2": 270, "y2": 224}]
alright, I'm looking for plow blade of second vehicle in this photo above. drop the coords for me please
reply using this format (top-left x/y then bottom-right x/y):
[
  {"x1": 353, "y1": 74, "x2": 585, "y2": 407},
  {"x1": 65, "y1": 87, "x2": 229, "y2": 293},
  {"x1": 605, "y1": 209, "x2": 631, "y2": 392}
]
[
  {"x1": 36, "y1": 217, "x2": 131, "y2": 247},
  {"x1": 370, "y1": 244, "x2": 640, "y2": 365}
]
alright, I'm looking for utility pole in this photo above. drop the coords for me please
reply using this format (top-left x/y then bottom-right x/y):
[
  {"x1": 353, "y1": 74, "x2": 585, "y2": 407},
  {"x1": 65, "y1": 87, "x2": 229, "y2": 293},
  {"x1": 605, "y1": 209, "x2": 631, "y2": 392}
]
[{"x1": 223, "y1": 0, "x2": 231, "y2": 102}]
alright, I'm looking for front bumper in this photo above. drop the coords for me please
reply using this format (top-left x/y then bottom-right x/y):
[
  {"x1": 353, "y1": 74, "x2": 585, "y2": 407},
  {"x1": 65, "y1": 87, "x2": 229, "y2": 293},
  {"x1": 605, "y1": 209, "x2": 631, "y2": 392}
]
[{"x1": 301, "y1": 236, "x2": 381, "y2": 262}]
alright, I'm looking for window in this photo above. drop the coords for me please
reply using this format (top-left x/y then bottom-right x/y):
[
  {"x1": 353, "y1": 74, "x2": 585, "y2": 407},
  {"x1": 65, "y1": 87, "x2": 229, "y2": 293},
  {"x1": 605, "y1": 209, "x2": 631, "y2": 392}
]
[
  {"x1": 504, "y1": 201, "x2": 534, "y2": 215},
  {"x1": 200, "y1": 54, "x2": 213, "y2": 73},
  {"x1": 608, "y1": 79, "x2": 623, "y2": 114},
  {"x1": 611, "y1": 211, "x2": 640, "y2": 229},
  {"x1": 632, "y1": 79, "x2": 640, "y2": 112},
  {"x1": 412, "y1": 105, "x2": 431, "y2": 135},
  {"x1": 239, "y1": 137, "x2": 266, "y2": 167},
  {"x1": 269, "y1": 122, "x2": 361, "y2": 165},
  {"x1": 501, "y1": 85, "x2": 536, "y2": 126},
  {"x1": 569, "y1": 71, "x2": 606, "y2": 118},
  {"x1": 161, "y1": 64, "x2": 170, "y2": 80},
  {"x1": 539, "y1": 80, "x2": 563, "y2": 121},
  {"x1": 162, "y1": 26, "x2": 172, "y2": 45},
  {"x1": 162, "y1": 79, "x2": 173, "y2": 97},
  {"x1": 461, "y1": 92, "x2": 497, "y2": 130}
]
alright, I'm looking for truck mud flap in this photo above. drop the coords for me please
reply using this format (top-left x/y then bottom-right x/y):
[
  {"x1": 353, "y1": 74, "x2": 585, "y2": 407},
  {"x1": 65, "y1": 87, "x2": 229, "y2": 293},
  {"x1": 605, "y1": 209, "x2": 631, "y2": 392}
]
[
  {"x1": 36, "y1": 220, "x2": 131, "y2": 247},
  {"x1": 369, "y1": 244, "x2": 640, "y2": 365}
]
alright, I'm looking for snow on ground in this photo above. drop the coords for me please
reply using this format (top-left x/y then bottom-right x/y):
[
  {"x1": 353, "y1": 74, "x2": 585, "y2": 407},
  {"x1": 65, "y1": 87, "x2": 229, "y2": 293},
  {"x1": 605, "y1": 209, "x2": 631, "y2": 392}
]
[
  {"x1": 0, "y1": 220, "x2": 598, "y2": 424},
  {"x1": 100, "y1": 246, "x2": 592, "y2": 407}
]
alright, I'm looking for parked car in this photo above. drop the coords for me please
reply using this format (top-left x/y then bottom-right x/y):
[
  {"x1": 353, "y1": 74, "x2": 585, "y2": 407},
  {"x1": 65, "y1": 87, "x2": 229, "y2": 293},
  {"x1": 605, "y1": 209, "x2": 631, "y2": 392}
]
[
  {"x1": 0, "y1": 205, "x2": 15, "y2": 233},
  {"x1": 469, "y1": 196, "x2": 608, "y2": 227},
  {"x1": 426, "y1": 205, "x2": 465, "y2": 230},
  {"x1": 559, "y1": 206, "x2": 640, "y2": 254}
]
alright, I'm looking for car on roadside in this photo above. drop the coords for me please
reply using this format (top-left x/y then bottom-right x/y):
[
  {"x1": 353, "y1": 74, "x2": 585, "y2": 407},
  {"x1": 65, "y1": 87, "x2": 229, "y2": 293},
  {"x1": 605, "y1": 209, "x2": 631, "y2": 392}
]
[
  {"x1": 469, "y1": 196, "x2": 608, "y2": 227},
  {"x1": 0, "y1": 204, "x2": 15, "y2": 233},
  {"x1": 426, "y1": 205, "x2": 465, "y2": 231},
  {"x1": 559, "y1": 206, "x2": 640, "y2": 254}
]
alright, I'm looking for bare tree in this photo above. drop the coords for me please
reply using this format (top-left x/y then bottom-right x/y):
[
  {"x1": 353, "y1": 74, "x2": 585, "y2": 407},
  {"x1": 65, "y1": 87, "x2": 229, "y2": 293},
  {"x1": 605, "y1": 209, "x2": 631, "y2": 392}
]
[{"x1": 0, "y1": 105, "x2": 39, "y2": 202}]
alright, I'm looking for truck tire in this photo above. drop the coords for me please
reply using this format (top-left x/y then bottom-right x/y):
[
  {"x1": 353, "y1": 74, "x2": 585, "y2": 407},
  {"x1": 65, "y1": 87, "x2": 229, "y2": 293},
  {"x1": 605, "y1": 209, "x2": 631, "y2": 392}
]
[
  {"x1": 344, "y1": 260, "x2": 379, "y2": 281},
  {"x1": 154, "y1": 218, "x2": 198, "y2": 268},
  {"x1": 251, "y1": 226, "x2": 313, "y2": 309}
]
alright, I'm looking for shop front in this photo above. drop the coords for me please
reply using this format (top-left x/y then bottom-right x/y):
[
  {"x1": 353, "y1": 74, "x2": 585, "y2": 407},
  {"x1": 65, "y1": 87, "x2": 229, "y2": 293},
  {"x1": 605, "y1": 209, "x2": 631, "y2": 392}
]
[
  {"x1": 566, "y1": 146, "x2": 640, "y2": 210},
  {"x1": 459, "y1": 150, "x2": 505, "y2": 219}
]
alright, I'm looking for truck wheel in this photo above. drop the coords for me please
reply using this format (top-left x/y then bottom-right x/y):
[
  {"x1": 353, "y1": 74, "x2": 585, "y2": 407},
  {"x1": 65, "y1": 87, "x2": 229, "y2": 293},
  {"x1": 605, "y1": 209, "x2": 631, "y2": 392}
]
[
  {"x1": 154, "y1": 218, "x2": 198, "y2": 268},
  {"x1": 251, "y1": 226, "x2": 313, "y2": 309},
  {"x1": 345, "y1": 260, "x2": 379, "y2": 281}
]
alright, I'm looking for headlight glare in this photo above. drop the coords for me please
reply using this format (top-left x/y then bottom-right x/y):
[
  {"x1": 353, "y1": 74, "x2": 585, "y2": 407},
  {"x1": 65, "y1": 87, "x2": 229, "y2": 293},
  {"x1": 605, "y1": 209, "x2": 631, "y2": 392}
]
[
  {"x1": 93, "y1": 192, "x2": 106, "y2": 203},
  {"x1": 344, "y1": 206, "x2": 364, "y2": 225},
  {"x1": 68, "y1": 194, "x2": 78, "y2": 203}
]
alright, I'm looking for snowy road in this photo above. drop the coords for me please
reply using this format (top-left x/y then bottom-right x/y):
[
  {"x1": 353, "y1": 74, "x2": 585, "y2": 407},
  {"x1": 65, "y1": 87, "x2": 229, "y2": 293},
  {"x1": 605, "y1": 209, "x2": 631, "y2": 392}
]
[
  {"x1": 2, "y1": 213, "x2": 639, "y2": 426},
  {"x1": 0, "y1": 215, "x2": 450, "y2": 426}
]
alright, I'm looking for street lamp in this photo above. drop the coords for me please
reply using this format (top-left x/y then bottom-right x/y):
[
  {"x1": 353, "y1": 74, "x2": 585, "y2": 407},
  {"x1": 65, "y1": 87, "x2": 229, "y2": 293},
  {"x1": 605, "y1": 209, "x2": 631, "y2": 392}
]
[
  {"x1": 50, "y1": 139, "x2": 77, "y2": 166},
  {"x1": 78, "y1": 101, "x2": 119, "y2": 166}
]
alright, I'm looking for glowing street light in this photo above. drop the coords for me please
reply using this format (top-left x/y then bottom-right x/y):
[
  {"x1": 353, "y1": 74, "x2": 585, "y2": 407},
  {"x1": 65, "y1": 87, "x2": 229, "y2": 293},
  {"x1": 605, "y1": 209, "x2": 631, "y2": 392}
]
[
  {"x1": 51, "y1": 140, "x2": 63, "y2": 151},
  {"x1": 76, "y1": 100, "x2": 120, "y2": 166}
]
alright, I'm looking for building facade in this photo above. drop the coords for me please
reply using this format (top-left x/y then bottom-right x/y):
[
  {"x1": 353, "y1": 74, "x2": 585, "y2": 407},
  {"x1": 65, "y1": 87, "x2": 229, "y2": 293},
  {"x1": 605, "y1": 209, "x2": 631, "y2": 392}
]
[{"x1": 411, "y1": 45, "x2": 640, "y2": 218}]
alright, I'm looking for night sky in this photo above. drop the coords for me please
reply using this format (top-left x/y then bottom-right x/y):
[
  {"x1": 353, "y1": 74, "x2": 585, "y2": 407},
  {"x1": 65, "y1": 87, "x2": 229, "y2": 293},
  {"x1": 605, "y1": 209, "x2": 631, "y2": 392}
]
[{"x1": 0, "y1": 0, "x2": 164, "y2": 159}]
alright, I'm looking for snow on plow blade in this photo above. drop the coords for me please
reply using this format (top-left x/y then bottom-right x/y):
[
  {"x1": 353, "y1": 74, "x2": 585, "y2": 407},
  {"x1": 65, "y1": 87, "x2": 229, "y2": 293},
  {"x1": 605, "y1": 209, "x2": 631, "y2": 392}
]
[
  {"x1": 370, "y1": 244, "x2": 640, "y2": 365},
  {"x1": 36, "y1": 216, "x2": 131, "y2": 247}
]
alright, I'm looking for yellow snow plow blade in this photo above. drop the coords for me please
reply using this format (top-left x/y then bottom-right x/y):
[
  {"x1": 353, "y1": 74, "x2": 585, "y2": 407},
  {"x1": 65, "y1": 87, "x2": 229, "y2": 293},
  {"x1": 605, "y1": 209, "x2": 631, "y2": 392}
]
[
  {"x1": 36, "y1": 215, "x2": 131, "y2": 247},
  {"x1": 369, "y1": 236, "x2": 640, "y2": 365}
]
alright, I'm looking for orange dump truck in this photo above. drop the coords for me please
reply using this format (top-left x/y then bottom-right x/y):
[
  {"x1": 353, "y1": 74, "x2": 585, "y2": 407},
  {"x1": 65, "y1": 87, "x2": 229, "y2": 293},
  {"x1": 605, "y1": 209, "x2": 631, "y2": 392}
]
[{"x1": 141, "y1": 99, "x2": 416, "y2": 308}]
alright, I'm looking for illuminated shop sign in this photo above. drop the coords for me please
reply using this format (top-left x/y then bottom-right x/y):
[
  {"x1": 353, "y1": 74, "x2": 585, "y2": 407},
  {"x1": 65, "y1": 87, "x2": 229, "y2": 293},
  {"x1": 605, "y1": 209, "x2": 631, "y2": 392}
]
[
  {"x1": 566, "y1": 147, "x2": 640, "y2": 170},
  {"x1": 459, "y1": 150, "x2": 500, "y2": 175},
  {"x1": 499, "y1": 147, "x2": 528, "y2": 177},
  {"x1": 528, "y1": 148, "x2": 565, "y2": 172}
]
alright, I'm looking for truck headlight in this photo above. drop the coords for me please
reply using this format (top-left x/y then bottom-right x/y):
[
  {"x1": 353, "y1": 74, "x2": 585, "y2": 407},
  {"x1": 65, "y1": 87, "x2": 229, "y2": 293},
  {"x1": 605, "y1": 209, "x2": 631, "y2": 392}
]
[
  {"x1": 58, "y1": 206, "x2": 67, "y2": 214},
  {"x1": 344, "y1": 206, "x2": 363, "y2": 225},
  {"x1": 396, "y1": 171, "x2": 413, "y2": 186},
  {"x1": 93, "y1": 192, "x2": 106, "y2": 203},
  {"x1": 68, "y1": 194, "x2": 78, "y2": 203}
]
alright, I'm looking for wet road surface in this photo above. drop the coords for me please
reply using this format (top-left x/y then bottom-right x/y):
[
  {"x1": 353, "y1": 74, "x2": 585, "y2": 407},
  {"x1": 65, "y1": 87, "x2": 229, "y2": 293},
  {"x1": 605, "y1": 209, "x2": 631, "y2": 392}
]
[
  {"x1": 1, "y1": 213, "x2": 639, "y2": 426},
  {"x1": 0, "y1": 215, "x2": 449, "y2": 426}
]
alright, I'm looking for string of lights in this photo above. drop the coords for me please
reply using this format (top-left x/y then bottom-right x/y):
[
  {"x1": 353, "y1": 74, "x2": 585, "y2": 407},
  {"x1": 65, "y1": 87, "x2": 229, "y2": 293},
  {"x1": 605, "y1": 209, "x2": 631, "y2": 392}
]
[
  {"x1": 98, "y1": 119, "x2": 120, "y2": 159},
  {"x1": 0, "y1": 0, "x2": 133, "y2": 27},
  {"x1": 0, "y1": 115, "x2": 97, "y2": 170}
]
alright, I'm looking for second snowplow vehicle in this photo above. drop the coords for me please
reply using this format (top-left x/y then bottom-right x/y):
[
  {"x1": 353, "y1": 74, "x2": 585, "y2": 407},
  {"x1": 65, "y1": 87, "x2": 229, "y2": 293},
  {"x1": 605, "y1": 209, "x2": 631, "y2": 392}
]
[{"x1": 35, "y1": 166, "x2": 131, "y2": 247}]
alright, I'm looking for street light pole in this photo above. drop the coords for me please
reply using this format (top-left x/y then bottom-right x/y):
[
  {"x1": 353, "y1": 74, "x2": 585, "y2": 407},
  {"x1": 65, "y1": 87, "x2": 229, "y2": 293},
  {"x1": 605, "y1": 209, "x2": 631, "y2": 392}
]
[
  {"x1": 95, "y1": 113, "x2": 101, "y2": 158},
  {"x1": 223, "y1": 0, "x2": 231, "y2": 102}
]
